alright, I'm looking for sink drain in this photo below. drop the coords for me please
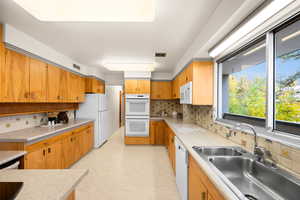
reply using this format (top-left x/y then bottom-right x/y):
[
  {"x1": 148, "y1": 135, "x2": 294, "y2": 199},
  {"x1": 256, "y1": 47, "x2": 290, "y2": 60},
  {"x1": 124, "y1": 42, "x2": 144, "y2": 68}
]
[{"x1": 245, "y1": 194, "x2": 258, "y2": 200}]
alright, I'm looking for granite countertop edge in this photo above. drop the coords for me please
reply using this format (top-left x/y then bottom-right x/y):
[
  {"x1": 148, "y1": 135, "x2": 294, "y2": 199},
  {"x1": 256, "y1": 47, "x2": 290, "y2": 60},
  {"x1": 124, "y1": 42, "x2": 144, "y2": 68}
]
[
  {"x1": 0, "y1": 119, "x2": 95, "y2": 143},
  {"x1": 163, "y1": 117, "x2": 240, "y2": 200},
  {"x1": 0, "y1": 151, "x2": 27, "y2": 166}
]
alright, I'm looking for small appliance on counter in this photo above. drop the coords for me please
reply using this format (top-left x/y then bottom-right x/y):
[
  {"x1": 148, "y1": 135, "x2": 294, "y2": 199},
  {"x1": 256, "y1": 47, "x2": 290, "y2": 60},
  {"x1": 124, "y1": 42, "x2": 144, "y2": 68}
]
[
  {"x1": 57, "y1": 112, "x2": 69, "y2": 124},
  {"x1": 172, "y1": 111, "x2": 178, "y2": 119}
]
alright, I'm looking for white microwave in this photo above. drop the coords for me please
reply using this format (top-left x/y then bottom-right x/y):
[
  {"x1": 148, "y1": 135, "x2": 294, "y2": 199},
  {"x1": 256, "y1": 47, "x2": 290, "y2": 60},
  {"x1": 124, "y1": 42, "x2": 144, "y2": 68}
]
[{"x1": 180, "y1": 81, "x2": 192, "y2": 104}]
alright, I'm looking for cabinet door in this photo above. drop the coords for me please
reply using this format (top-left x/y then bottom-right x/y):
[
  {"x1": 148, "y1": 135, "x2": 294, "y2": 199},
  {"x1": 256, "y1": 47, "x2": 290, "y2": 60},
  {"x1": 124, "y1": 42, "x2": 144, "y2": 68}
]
[
  {"x1": 189, "y1": 157, "x2": 208, "y2": 200},
  {"x1": 78, "y1": 76, "x2": 85, "y2": 102},
  {"x1": 0, "y1": 30, "x2": 4, "y2": 101},
  {"x1": 46, "y1": 141, "x2": 62, "y2": 169},
  {"x1": 151, "y1": 81, "x2": 172, "y2": 99},
  {"x1": 24, "y1": 147, "x2": 46, "y2": 169},
  {"x1": 168, "y1": 130, "x2": 176, "y2": 173},
  {"x1": 124, "y1": 80, "x2": 138, "y2": 94},
  {"x1": 185, "y1": 64, "x2": 193, "y2": 83},
  {"x1": 47, "y1": 64, "x2": 61, "y2": 102},
  {"x1": 67, "y1": 72, "x2": 80, "y2": 102},
  {"x1": 155, "y1": 121, "x2": 165, "y2": 145},
  {"x1": 137, "y1": 80, "x2": 150, "y2": 94},
  {"x1": 150, "y1": 121, "x2": 157, "y2": 144},
  {"x1": 59, "y1": 70, "x2": 69, "y2": 102},
  {"x1": 172, "y1": 77, "x2": 180, "y2": 99},
  {"x1": 1, "y1": 49, "x2": 30, "y2": 102},
  {"x1": 29, "y1": 58, "x2": 47, "y2": 102},
  {"x1": 61, "y1": 135, "x2": 75, "y2": 168},
  {"x1": 74, "y1": 132, "x2": 84, "y2": 161}
]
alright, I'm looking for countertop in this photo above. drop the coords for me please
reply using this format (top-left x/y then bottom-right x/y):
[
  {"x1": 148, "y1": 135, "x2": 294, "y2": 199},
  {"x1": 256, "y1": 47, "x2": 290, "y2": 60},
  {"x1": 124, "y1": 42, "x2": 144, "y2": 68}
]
[
  {"x1": 163, "y1": 117, "x2": 241, "y2": 200},
  {"x1": 0, "y1": 169, "x2": 88, "y2": 200},
  {"x1": 0, "y1": 151, "x2": 27, "y2": 165},
  {"x1": 0, "y1": 119, "x2": 94, "y2": 143}
]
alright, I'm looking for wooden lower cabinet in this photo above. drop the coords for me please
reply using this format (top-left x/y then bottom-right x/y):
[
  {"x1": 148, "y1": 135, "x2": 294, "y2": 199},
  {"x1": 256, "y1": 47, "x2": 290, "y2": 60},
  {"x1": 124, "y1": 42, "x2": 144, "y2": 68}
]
[
  {"x1": 189, "y1": 155, "x2": 225, "y2": 200},
  {"x1": 165, "y1": 124, "x2": 175, "y2": 174},
  {"x1": 1, "y1": 122, "x2": 94, "y2": 169},
  {"x1": 61, "y1": 134, "x2": 76, "y2": 169},
  {"x1": 45, "y1": 140, "x2": 62, "y2": 169},
  {"x1": 24, "y1": 146, "x2": 47, "y2": 169},
  {"x1": 150, "y1": 120, "x2": 166, "y2": 145},
  {"x1": 124, "y1": 136, "x2": 150, "y2": 145}
]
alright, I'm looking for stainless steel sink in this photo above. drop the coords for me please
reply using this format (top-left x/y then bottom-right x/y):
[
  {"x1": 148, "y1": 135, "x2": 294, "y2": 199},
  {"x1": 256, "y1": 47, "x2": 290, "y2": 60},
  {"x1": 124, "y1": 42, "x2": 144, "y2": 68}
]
[
  {"x1": 0, "y1": 182, "x2": 23, "y2": 200},
  {"x1": 193, "y1": 146, "x2": 245, "y2": 156},
  {"x1": 193, "y1": 146, "x2": 300, "y2": 200}
]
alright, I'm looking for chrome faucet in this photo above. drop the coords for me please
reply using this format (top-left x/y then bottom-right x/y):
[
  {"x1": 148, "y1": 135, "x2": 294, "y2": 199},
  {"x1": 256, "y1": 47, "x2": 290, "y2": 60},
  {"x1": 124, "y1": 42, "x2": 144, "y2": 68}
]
[{"x1": 233, "y1": 123, "x2": 277, "y2": 167}]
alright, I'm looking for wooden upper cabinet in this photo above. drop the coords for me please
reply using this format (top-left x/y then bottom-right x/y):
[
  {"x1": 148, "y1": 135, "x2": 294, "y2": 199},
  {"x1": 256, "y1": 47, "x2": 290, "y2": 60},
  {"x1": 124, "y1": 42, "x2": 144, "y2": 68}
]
[
  {"x1": 125, "y1": 79, "x2": 150, "y2": 94},
  {"x1": 29, "y1": 58, "x2": 47, "y2": 102},
  {"x1": 0, "y1": 49, "x2": 30, "y2": 102},
  {"x1": 85, "y1": 77, "x2": 105, "y2": 94},
  {"x1": 151, "y1": 81, "x2": 172, "y2": 100},
  {"x1": 67, "y1": 72, "x2": 82, "y2": 102},
  {"x1": 171, "y1": 61, "x2": 213, "y2": 105},
  {"x1": 78, "y1": 76, "x2": 86, "y2": 102},
  {"x1": 138, "y1": 80, "x2": 150, "y2": 94},
  {"x1": 185, "y1": 64, "x2": 193, "y2": 83},
  {"x1": 47, "y1": 64, "x2": 68, "y2": 102},
  {"x1": 47, "y1": 64, "x2": 62, "y2": 102},
  {"x1": 124, "y1": 79, "x2": 138, "y2": 94},
  {"x1": 172, "y1": 77, "x2": 180, "y2": 99},
  {"x1": 192, "y1": 61, "x2": 213, "y2": 105}
]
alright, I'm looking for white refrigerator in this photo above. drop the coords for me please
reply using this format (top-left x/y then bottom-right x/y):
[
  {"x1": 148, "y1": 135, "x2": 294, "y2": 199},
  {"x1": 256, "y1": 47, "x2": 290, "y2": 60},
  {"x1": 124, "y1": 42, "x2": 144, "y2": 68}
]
[{"x1": 77, "y1": 94, "x2": 109, "y2": 148}]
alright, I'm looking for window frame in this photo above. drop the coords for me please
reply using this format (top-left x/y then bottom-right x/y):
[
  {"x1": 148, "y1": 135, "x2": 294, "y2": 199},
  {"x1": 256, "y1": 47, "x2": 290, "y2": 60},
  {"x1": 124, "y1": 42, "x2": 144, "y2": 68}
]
[{"x1": 216, "y1": 13, "x2": 300, "y2": 138}]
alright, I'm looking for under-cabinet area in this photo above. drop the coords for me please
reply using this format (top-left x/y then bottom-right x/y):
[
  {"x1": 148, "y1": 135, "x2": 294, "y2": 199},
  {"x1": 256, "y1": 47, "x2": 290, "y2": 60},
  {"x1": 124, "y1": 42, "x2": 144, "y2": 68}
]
[{"x1": 1, "y1": 1, "x2": 300, "y2": 200}]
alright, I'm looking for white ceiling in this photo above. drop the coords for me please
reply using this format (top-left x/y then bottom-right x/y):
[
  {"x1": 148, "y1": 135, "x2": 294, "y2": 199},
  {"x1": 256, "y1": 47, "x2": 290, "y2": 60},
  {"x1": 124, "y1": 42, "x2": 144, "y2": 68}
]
[{"x1": 0, "y1": 0, "x2": 224, "y2": 74}]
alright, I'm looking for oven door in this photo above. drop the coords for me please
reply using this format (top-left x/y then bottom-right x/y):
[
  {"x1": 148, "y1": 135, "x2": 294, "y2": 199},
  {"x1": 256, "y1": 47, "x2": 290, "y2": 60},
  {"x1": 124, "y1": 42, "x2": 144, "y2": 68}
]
[
  {"x1": 125, "y1": 117, "x2": 149, "y2": 137},
  {"x1": 125, "y1": 99, "x2": 150, "y2": 116}
]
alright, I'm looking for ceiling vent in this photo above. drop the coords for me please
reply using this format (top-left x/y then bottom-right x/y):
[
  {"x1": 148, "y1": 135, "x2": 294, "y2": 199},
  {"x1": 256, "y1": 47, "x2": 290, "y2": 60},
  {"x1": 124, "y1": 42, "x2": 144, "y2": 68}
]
[
  {"x1": 155, "y1": 52, "x2": 167, "y2": 57},
  {"x1": 73, "y1": 64, "x2": 81, "y2": 70}
]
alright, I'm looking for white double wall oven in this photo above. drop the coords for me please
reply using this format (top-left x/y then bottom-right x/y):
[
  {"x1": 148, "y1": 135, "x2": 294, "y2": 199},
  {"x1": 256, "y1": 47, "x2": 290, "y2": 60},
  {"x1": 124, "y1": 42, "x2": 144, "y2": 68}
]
[{"x1": 125, "y1": 94, "x2": 150, "y2": 137}]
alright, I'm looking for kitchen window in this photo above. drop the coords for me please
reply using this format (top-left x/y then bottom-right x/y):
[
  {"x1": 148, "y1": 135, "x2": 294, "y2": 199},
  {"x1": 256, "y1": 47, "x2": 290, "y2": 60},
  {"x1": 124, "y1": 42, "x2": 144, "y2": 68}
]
[{"x1": 217, "y1": 14, "x2": 300, "y2": 136}]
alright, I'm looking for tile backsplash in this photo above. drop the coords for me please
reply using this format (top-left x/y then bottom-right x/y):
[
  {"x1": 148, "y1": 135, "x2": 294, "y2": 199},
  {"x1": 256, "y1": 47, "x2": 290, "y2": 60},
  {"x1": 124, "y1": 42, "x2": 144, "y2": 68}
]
[
  {"x1": 0, "y1": 111, "x2": 75, "y2": 134},
  {"x1": 150, "y1": 100, "x2": 182, "y2": 116},
  {"x1": 183, "y1": 105, "x2": 300, "y2": 176}
]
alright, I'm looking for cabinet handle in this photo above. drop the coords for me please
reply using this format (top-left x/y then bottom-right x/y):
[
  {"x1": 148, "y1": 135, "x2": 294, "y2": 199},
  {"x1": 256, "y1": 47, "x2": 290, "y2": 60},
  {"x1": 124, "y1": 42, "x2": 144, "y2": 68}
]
[
  {"x1": 201, "y1": 192, "x2": 206, "y2": 200},
  {"x1": 43, "y1": 149, "x2": 46, "y2": 156},
  {"x1": 48, "y1": 148, "x2": 51, "y2": 153},
  {"x1": 57, "y1": 95, "x2": 60, "y2": 100}
]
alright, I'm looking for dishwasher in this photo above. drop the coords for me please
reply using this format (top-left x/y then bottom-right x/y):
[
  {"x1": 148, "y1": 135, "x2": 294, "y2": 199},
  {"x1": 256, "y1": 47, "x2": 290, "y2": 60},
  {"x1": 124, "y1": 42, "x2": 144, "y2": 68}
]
[{"x1": 175, "y1": 136, "x2": 188, "y2": 200}]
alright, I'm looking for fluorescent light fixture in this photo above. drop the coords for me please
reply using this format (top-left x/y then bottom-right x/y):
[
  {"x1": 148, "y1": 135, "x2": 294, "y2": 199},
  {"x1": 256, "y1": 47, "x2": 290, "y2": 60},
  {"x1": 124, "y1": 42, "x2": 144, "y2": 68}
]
[
  {"x1": 282, "y1": 30, "x2": 300, "y2": 42},
  {"x1": 13, "y1": 0, "x2": 155, "y2": 22},
  {"x1": 243, "y1": 44, "x2": 266, "y2": 56},
  {"x1": 209, "y1": 0, "x2": 294, "y2": 58},
  {"x1": 103, "y1": 63, "x2": 155, "y2": 72}
]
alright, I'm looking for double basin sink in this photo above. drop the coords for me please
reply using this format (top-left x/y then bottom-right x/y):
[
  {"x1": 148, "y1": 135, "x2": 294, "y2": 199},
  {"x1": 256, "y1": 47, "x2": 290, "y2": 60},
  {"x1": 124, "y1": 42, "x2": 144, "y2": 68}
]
[{"x1": 193, "y1": 146, "x2": 300, "y2": 200}]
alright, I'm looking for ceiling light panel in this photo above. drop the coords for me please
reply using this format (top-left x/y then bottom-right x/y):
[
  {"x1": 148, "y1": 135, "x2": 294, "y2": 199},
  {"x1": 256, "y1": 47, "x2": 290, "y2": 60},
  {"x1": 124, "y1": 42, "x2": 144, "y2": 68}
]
[
  {"x1": 13, "y1": 0, "x2": 155, "y2": 22},
  {"x1": 104, "y1": 63, "x2": 155, "y2": 72}
]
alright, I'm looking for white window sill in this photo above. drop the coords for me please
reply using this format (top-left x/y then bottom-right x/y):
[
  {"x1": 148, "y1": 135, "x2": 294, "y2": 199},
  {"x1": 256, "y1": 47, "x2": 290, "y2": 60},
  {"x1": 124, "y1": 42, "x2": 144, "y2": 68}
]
[{"x1": 214, "y1": 118, "x2": 300, "y2": 150}]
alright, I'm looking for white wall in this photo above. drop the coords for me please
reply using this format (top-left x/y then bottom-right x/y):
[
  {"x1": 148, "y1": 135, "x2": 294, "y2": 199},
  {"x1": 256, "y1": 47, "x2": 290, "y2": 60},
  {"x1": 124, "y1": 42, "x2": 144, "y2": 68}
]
[
  {"x1": 4, "y1": 24, "x2": 105, "y2": 79},
  {"x1": 106, "y1": 86, "x2": 123, "y2": 136}
]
